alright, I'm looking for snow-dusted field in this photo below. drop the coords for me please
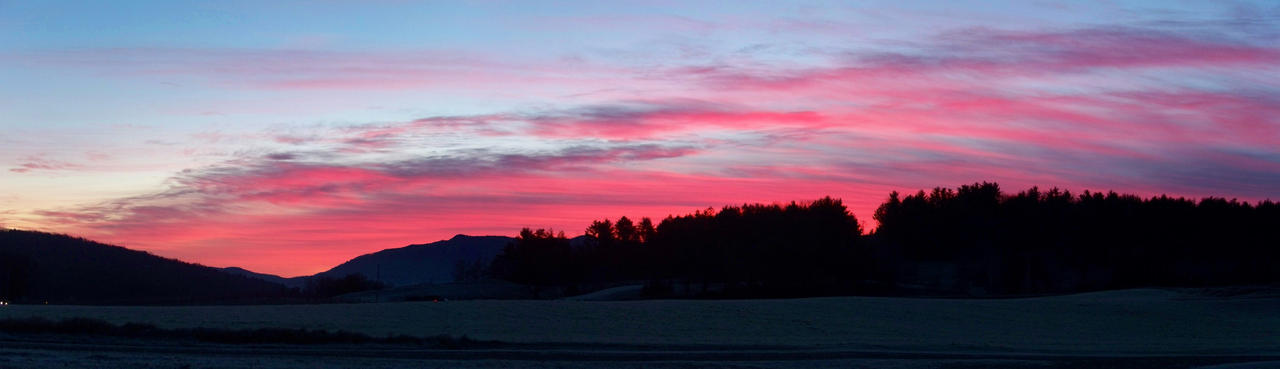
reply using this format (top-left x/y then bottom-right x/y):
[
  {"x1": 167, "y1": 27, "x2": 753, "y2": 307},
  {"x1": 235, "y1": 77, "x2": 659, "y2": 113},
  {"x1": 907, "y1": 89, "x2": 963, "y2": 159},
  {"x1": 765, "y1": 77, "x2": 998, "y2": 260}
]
[{"x1": 3, "y1": 288, "x2": 1277, "y2": 356}]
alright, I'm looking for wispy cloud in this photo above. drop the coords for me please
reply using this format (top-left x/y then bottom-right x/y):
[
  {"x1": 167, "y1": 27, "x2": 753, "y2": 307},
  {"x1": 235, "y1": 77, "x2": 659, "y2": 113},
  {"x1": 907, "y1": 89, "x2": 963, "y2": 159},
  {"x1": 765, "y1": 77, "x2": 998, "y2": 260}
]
[
  {"x1": 5, "y1": 48, "x2": 620, "y2": 92},
  {"x1": 9, "y1": 156, "x2": 83, "y2": 173}
]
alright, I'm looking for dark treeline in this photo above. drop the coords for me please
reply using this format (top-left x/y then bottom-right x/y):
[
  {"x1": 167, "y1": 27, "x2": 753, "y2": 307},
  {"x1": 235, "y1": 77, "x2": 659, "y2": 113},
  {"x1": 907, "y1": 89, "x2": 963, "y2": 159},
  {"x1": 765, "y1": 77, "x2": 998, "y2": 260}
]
[
  {"x1": 302, "y1": 274, "x2": 386, "y2": 298},
  {"x1": 492, "y1": 197, "x2": 866, "y2": 297},
  {"x1": 492, "y1": 183, "x2": 1279, "y2": 297},
  {"x1": 873, "y1": 183, "x2": 1280, "y2": 294}
]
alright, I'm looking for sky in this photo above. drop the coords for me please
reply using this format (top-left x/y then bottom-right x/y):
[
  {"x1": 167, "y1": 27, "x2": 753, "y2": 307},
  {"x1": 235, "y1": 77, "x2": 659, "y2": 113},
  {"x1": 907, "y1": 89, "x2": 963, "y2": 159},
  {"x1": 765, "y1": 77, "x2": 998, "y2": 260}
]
[{"x1": 2, "y1": 1, "x2": 1278, "y2": 277}]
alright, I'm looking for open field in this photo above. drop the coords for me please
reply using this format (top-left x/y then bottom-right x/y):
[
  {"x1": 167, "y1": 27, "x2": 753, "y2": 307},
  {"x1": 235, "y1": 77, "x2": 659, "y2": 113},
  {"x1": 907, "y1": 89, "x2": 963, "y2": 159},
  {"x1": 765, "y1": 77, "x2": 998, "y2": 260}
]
[
  {"x1": 2, "y1": 288, "x2": 1279, "y2": 368},
  {"x1": 4, "y1": 342, "x2": 1279, "y2": 369},
  {"x1": 4, "y1": 288, "x2": 1278, "y2": 353}
]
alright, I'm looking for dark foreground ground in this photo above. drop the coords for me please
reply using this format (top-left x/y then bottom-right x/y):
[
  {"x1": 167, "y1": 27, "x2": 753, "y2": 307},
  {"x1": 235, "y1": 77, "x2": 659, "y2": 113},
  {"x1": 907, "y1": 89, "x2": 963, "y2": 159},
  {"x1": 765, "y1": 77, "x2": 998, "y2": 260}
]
[
  {"x1": 3, "y1": 338, "x2": 1278, "y2": 369},
  {"x1": 2, "y1": 288, "x2": 1278, "y2": 368}
]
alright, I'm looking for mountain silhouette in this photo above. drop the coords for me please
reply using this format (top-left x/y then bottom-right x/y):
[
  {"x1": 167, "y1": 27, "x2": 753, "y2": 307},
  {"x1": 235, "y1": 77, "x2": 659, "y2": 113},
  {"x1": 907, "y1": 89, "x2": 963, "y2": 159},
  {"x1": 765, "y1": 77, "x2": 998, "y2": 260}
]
[
  {"x1": 311, "y1": 235, "x2": 513, "y2": 286},
  {"x1": 0, "y1": 229, "x2": 291, "y2": 304},
  {"x1": 220, "y1": 266, "x2": 307, "y2": 289}
]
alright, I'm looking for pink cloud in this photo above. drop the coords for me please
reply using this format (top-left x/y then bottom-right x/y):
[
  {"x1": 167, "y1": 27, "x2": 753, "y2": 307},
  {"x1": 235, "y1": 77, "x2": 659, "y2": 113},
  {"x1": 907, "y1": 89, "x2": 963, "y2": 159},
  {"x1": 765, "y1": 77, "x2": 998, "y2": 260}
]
[
  {"x1": 30, "y1": 143, "x2": 712, "y2": 275},
  {"x1": 960, "y1": 27, "x2": 1280, "y2": 70},
  {"x1": 8, "y1": 156, "x2": 83, "y2": 173},
  {"x1": 526, "y1": 104, "x2": 828, "y2": 140},
  {"x1": 678, "y1": 27, "x2": 1278, "y2": 105}
]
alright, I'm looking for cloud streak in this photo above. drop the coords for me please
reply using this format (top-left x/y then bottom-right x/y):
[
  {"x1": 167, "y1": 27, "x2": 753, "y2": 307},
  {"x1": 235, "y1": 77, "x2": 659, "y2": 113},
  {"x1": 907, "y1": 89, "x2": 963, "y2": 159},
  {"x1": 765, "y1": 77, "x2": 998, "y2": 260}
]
[{"x1": 9, "y1": 156, "x2": 84, "y2": 173}]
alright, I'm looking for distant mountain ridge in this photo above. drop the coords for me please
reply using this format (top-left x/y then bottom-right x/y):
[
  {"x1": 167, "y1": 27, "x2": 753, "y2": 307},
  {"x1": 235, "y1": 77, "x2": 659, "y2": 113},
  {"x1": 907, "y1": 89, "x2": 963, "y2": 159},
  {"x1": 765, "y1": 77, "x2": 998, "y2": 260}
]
[
  {"x1": 0, "y1": 229, "x2": 291, "y2": 304},
  {"x1": 220, "y1": 267, "x2": 307, "y2": 289},
  {"x1": 224, "y1": 234, "x2": 523, "y2": 288},
  {"x1": 1, "y1": 229, "x2": 519, "y2": 303},
  {"x1": 312, "y1": 234, "x2": 514, "y2": 286}
]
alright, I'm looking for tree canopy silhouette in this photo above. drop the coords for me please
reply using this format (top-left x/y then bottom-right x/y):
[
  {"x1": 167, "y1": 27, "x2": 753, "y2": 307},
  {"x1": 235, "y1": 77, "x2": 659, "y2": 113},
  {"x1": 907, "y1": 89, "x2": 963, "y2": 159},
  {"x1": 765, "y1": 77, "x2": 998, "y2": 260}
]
[
  {"x1": 493, "y1": 197, "x2": 865, "y2": 297},
  {"x1": 873, "y1": 182, "x2": 1280, "y2": 294},
  {"x1": 491, "y1": 184, "x2": 1279, "y2": 298}
]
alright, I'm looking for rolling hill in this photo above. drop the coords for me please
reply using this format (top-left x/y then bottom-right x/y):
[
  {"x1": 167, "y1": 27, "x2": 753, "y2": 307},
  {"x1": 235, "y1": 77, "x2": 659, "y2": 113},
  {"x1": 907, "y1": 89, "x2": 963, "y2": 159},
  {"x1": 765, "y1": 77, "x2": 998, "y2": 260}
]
[
  {"x1": 311, "y1": 234, "x2": 514, "y2": 286},
  {"x1": 1, "y1": 229, "x2": 523, "y2": 303},
  {"x1": 220, "y1": 266, "x2": 307, "y2": 289},
  {"x1": 0, "y1": 229, "x2": 292, "y2": 304},
  {"x1": 223, "y1": 234, "x2": 591, "y2": 289}
]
